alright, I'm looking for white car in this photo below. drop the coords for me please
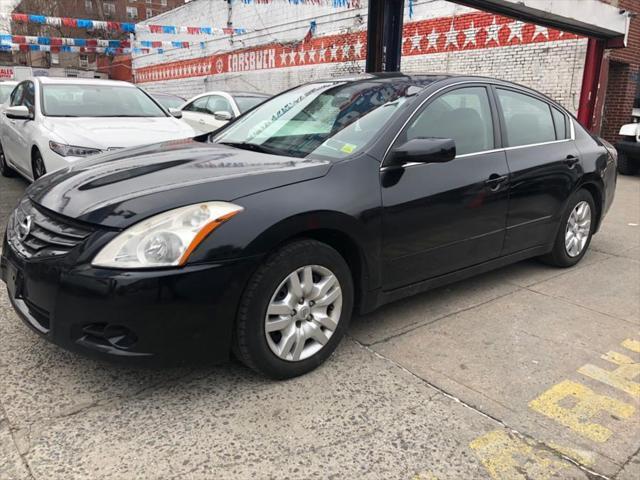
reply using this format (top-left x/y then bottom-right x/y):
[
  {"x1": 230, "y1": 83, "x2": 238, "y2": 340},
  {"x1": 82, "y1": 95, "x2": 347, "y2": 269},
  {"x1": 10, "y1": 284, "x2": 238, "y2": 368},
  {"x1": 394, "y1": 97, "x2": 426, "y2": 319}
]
[
  {"x1": 180, "y1": 91, "x2": 269, "y2": 133},
  {"x1": 616, "y1": 107, "x2": 640, "y2": 175},
  {"x1": 0, "y1": 77, "x2": 196, "y2": 181}
]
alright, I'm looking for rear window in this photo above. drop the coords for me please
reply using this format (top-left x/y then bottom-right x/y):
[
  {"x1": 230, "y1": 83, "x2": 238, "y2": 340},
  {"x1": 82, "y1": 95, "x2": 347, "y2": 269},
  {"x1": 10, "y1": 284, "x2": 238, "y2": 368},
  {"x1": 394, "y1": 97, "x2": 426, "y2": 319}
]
[{"x1": 496, "y1": 89, "x2": 556, "y2": 147}]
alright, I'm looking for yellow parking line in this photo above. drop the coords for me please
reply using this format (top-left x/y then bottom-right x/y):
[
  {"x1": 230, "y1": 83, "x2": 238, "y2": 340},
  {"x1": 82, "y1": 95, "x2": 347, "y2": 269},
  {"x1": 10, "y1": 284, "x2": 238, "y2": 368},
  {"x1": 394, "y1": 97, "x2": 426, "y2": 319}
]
[
  {"x1": 470, "y1": 429, "x2": 578, "y2": 479},
  {"x1": 528, "y1": 380, "x2": 635, "y2": 442},
  {"x1": 578, "y1": 350, "x2": 640, "y2": 398}
]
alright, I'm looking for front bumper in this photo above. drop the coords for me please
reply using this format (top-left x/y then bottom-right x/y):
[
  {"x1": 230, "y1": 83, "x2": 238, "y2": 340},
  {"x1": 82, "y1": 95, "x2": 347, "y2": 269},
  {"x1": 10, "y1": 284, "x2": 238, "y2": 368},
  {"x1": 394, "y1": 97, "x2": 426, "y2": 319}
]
[
  {"x1": 616, "y1": 140, "x2": 640, "y2": 159},
  {"x1": 1, "y1": 236, "x2": 259, "y2": 365}
]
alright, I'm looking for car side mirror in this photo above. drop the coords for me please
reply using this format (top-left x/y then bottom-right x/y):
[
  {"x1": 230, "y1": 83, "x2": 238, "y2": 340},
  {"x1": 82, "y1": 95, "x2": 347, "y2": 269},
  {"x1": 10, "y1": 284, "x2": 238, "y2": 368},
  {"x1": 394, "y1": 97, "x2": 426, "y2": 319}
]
[
  {"x1": 214, "y1": 110, "x2": 233, "y2": 121},
  {"x1": 388, "y1": 138, "x2": 456, "y2": 167},
  {"x1": 5, "y1": 105, "x2": 32, "y2": 120},
  {"x1": 168, "y1": 108, "x2": 183, "y2": 119}
]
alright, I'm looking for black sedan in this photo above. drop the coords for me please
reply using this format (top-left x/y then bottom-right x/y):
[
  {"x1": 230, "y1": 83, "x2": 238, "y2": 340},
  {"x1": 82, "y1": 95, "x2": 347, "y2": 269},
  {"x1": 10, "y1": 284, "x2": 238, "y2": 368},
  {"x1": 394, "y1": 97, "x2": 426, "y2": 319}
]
[{"x1": 1, "y1": 73, "x2": 618, "y2": 379}]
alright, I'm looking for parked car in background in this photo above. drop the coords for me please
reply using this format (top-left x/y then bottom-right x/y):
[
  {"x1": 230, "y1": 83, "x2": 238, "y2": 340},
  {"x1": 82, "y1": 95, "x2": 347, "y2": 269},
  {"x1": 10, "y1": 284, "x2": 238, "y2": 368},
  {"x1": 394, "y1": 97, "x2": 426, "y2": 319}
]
[
  {"x1": 615, "y1": 107, "x2": 639, "y2": 175},
  {"x1": 151, "y1": 92, "x2": 186, "y2": 110},
  {"x1": 180, "y1": 91, "x2": 270, "y2": 133},
  {"x1": 0, "y1": 77, "x2": 196, "y2": 181},
  {"x1": 1, "y1": 74, "x2": 617, "y2": 379},
  {"x1": 0, "y1": 80, "x2": 18, "y2": 104}
]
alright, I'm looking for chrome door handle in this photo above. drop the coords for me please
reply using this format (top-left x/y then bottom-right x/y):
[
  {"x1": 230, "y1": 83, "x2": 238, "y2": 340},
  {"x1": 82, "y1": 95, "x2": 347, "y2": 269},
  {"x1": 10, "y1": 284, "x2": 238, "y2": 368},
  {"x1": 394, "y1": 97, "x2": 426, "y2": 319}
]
[
  {"x1": 485, "y1": 174, "x2": 508, "y2": 191},
  {"x1": 565, "y1": 155, "x2": 580, "y2": 169}
]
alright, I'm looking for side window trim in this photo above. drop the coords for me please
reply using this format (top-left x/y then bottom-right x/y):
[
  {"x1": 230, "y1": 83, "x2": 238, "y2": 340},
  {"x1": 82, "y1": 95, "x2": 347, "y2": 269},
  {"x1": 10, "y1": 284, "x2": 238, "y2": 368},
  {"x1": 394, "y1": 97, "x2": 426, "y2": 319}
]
[
  {"x1": 491, "y1": 85, "x2": 575, "y2": 149},
  {"x1": 389, "y1": 83, "x2": 498, "y2": 160},
  {"x1": 22, "y1": 81, "x2": 35, "y2": 116}
]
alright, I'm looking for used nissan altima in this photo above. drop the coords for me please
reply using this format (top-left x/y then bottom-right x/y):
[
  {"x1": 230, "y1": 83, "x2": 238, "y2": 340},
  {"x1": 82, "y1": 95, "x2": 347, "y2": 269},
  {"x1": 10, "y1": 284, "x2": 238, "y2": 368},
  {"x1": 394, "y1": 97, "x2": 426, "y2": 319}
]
[{"x1": 1, "y1": 74, "x2": 617, "y2": 379}]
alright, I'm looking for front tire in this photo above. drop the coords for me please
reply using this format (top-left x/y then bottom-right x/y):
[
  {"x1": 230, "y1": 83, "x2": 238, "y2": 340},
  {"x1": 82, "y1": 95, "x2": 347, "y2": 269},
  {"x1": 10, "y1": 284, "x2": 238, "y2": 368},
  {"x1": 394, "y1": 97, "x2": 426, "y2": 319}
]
[
  {"x1": 540, "y1": 189, "x2": 595, "y2": 267},
  {"x1": 234, "y1": 239, "x2": 353, "y2": 379},
  {"x1": 31, "y1": 149, "x2": 46, "y2": 181},
  {"x1": 0, "y1": 141, "x2": 16, "y2": 177},
  {"x1": 617, "y1": 152, "x2": 637, "y2": 176}
]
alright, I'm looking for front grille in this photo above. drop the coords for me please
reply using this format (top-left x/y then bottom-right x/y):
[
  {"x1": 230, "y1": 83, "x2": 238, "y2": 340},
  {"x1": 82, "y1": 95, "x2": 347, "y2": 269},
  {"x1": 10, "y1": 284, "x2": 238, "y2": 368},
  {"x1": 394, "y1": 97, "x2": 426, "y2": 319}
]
[{"x1": 7, "y1": 198, "x2": 95, "y2": 259}]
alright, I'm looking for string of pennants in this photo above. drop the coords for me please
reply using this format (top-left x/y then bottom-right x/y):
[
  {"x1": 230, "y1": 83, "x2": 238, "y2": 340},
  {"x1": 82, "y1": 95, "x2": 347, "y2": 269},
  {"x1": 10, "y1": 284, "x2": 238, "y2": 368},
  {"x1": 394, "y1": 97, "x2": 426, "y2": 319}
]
[
  {"x1": 0, "y1": 34, "x2": 208, "y2": 50},
  {"x1": 0, "y1": 43, "x2": 131, "y2": 54},
  {"x1": 0, "y1": 13, "x2": 248, "y2": 35},
  {"x1": 239, "y1": 0, "x2": 361, "y2": 5}
]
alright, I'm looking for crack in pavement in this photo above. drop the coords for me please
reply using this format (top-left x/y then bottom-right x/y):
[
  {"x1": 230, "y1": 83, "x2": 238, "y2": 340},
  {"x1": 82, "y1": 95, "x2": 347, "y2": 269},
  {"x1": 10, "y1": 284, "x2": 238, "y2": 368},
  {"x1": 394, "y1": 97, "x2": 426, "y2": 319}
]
[
  {"x1": 358, "y1": 288, "x2": 523, "y2": 348},
  {"x1": 1, "y1": 400, "x2": 36, "y2": 480}
]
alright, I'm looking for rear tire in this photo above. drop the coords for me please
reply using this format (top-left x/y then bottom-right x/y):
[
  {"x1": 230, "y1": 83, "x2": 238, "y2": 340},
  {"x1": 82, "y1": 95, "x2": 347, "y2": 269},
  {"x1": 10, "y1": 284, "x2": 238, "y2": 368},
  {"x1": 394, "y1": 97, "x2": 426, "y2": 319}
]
[
  {"x1": 617, "y1": 152, "x2": 637, "y2": 175},
  {"x1": 234, "y1": 239, "x2": 353, "y2": 379},
  {"x1": 540, "y1": 189, "x2": 595, "y2": 268},
  {"x1": 31, "y1": 149, "x2": 46, "y2": 180},
  {"x1": 0, "y1": 141, "x2": 16, "y2": 177}
]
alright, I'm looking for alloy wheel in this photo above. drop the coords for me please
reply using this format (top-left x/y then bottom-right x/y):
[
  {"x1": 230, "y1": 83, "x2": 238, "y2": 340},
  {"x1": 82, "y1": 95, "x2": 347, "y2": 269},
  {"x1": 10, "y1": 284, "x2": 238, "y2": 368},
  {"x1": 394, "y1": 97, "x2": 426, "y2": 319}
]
[
  {"x1": 565, "y1": 201, "x2": 591, "y2": 257},
  {"x1": 264, "y1": 265, "x2": 342, "y2": 362}
]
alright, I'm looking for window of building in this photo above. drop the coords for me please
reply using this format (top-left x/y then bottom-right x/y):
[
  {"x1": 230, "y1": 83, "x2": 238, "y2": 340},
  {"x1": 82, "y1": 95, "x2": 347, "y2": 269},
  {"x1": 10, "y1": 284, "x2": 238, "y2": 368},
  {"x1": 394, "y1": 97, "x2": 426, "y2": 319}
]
[
  {"x1": 496, "y1": 89, "x2": 556, "y2": 147},
  {"x1": 161, "y1": 0, "x2": 167, "y2": 6},
  {"x1": 85, "y1": 0, "x2": 93, "y2": 12},
  {"x1": 50, "y1": 52, "x2": 59, "y2": 64},
  {"x1": 103, "y1": 2, "x2": 116, "y2": 16},
  {"x1": 79, "y1": 54, "x2": 89, "y2": 68},
  {"x1": 146, "y1": 0, "x2": 152, "y2": 3},
  {"x1": 126, "y1": 6, "x2": 138, "y2": 19},
  {"x1": 146, "y1": 8, "x2": 153, "y2": 18},
  {"x1": 404, "y1": 86, "x2": 494, "y2": 156}
]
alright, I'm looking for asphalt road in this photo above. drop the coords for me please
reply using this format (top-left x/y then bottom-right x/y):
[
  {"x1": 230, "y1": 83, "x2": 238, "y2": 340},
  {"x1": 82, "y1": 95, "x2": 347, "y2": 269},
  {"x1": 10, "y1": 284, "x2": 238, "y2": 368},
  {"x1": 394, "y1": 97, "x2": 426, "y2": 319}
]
[{"x1": 0, "y1": 172, "x2": 638, "y2": 480}]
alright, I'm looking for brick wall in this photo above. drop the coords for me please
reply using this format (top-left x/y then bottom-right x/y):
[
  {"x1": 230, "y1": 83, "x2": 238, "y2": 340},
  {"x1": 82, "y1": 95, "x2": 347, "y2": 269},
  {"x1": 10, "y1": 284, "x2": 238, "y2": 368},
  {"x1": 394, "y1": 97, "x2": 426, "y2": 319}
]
[
  {"x1": 132, "y1": 0, "x2": 588, "y2": 114},
  {"x1": 601, "y1": 0, "x2": 640, "y2": 142}
]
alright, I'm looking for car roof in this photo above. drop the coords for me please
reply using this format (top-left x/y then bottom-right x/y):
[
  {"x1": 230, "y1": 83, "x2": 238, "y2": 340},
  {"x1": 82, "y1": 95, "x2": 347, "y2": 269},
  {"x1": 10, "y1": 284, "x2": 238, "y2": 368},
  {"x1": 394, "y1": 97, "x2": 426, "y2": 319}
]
[
  {"x1": 306, "y1": 72, "x2": 568, "y2": 109},
  {"x1": 33, "y1": 77, "x2": 136, "y2": 87}
]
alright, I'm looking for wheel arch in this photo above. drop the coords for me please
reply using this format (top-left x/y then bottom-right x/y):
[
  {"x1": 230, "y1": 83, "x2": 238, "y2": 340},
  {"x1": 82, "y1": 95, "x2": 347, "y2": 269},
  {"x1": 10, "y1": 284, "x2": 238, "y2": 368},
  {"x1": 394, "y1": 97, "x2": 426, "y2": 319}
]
[
  {"x1": 576, "y1": 175, "x2": 604, "y2": 232},
  {"x1": 243, "y1": 211, "x2": 379, "y2": 315}
]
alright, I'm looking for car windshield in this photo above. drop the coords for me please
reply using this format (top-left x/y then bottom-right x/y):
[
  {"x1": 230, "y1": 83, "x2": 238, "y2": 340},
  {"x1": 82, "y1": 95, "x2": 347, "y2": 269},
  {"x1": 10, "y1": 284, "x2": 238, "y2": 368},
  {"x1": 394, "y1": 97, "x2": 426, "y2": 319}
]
[
  {"x1": 234, "y1": 95, "x2": 268, "y2": 113},
  {"x1": 42, "y1": 84, "x2": 167, "y2": 117},
  {"x1": 0, "y1": 84, "x2": 15, "y2": 103},
  {"x1": 153, "y1": 95, "x2": 185, "y2": 109},
  {"x1": 214, "y1": 80, "x2": 418, "y2": 159}
]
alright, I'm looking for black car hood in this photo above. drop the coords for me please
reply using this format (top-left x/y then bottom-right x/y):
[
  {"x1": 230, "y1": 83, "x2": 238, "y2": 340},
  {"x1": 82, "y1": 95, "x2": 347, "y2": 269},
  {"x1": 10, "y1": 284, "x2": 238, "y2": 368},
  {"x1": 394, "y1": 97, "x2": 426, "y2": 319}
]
[{"x1": 28, "y1": 139, "x2": 331, "y2": 228}]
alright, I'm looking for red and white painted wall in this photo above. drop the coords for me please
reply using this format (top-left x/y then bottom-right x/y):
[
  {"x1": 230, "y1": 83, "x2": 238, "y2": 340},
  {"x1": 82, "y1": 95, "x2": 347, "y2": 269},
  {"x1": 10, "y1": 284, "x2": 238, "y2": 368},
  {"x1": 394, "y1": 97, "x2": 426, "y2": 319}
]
[{"x1": 133, "y1": 0, "x2": 587, "y2": 114}]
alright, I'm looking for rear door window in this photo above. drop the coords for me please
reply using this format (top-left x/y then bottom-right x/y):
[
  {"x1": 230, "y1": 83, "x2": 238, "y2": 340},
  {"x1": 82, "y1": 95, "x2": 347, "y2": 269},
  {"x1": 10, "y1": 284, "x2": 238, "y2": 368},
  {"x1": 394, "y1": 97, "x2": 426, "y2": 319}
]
[{"x1": 496, "y1": 89, "x2": 556, "y2": 147}]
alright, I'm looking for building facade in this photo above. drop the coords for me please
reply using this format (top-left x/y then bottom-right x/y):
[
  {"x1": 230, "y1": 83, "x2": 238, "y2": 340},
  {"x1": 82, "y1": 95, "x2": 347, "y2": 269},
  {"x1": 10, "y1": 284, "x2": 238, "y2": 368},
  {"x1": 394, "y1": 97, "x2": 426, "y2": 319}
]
[
  {"x1": 2, "y1": 0, "x2": 184, "y2": 75},
  {"x1": 601, "y1": 0, "x2": 640, "y2": 141},
  {"x1": 132, "y1": 0, "x2": 639, "y2": 143}
]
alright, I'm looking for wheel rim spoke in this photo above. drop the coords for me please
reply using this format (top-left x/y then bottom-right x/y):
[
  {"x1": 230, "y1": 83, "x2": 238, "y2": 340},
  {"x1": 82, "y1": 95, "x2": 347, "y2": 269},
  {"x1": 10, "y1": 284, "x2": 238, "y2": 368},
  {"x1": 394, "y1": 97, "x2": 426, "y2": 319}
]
[
  {"x1": 315, "y1": 287, "x2": 341, "y2": 307},
  {"x1": 265, "y1": 316, "x2": 292, "y2": 333},
  {"x1": 287, "y1": 271, "x2": 303, "y2": 300},
  {"x1": 265, "y1": 264, "x2": 343, "y2": 362},
  {"x1": 291, "y1": 330, "x2": 305, "y2": 360},
  {"x1": 312, "y1": 313, "x2": 338, "y2": 331}
]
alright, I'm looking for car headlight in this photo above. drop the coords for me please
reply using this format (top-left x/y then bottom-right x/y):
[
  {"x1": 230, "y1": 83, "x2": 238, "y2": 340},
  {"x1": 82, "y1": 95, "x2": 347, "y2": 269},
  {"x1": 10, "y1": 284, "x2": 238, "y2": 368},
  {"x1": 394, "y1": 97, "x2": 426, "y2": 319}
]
[
  {"x1": 92, "y1": 202, "x2": 243, "y2": 269},
  {"x1": 49, "y1": 141, "x2": 102, "y2": 157}
]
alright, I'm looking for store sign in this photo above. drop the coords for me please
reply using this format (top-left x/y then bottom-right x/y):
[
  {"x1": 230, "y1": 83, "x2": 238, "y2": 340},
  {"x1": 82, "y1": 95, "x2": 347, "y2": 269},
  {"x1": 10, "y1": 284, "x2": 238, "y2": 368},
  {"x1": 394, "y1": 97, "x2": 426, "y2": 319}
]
[
  {"x1": 135, "y1": 11, "x2": 578, "y2": 84},
  {"x1": 0, "y1": 67, "x2": 15, "y2": 79}
]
